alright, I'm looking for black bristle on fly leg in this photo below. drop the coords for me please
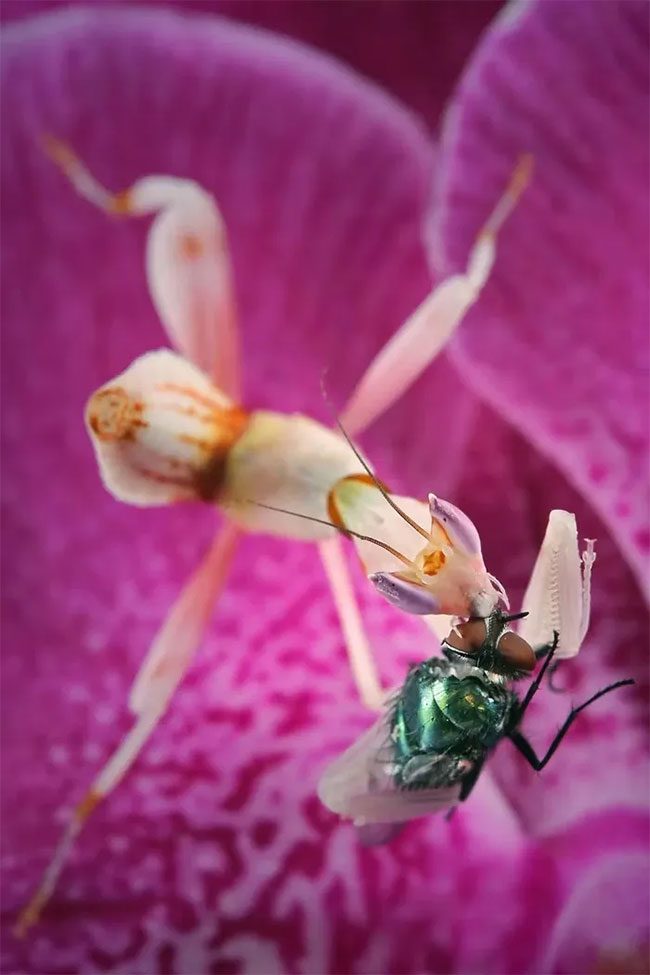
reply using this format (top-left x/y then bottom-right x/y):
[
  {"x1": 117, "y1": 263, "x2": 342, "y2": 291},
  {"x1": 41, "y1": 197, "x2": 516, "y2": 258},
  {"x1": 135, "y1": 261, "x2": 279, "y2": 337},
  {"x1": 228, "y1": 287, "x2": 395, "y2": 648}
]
[{"x1": 534, "y1": 642, "x2": 567, "y2": 693}]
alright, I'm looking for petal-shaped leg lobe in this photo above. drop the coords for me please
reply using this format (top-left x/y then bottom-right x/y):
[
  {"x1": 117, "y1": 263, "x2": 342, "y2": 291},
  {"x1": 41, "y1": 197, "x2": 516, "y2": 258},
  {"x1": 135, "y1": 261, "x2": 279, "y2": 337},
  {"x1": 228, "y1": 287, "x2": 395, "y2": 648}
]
[
  {"x1": 46, "y1": 140, "x2": 241, "y2": 397},
  {"x1": 220, "y1": 412, "x2": 366, "y2": 540},
  {"x1": 86, "y1": 349, "x2": 247, "y2": 505},
  {"x1": 369, "y1": 571, "x2": 441, "y2": 616},
  {"x1": 519, "y1": 510, "x2": 594, "y2": 659}
]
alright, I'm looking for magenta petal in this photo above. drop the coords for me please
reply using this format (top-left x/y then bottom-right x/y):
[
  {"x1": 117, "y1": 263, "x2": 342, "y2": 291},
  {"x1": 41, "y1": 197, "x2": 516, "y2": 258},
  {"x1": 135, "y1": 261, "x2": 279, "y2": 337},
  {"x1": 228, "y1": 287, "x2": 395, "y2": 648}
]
[
  {"x1": 0, "y1": 1, "x2": 504, "y2": 128},
  {"x1": 434, "y1": 0, "x2": 650, "y2": 597},
  {"x1": 543, "y1": 846, "x2": 650, "y2": 974},
  {"x1": 3, "y1": 7, "x2": 649, "y2": 974}
]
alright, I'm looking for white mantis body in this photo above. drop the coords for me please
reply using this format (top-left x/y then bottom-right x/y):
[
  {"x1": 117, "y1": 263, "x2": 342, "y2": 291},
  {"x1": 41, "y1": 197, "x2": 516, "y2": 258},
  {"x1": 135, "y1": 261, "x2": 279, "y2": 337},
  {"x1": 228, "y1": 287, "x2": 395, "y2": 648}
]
[{"x1": 18, "y1": 145, "x2": 595, "y2": 935}]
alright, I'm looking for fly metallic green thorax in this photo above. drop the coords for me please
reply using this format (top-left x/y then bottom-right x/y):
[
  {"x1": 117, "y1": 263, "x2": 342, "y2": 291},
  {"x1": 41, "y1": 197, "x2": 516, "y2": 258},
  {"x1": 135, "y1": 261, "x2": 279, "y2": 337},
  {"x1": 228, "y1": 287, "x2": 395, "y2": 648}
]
[{"x1": 389, "y1": 658, "x2": 516, "y2": 791}]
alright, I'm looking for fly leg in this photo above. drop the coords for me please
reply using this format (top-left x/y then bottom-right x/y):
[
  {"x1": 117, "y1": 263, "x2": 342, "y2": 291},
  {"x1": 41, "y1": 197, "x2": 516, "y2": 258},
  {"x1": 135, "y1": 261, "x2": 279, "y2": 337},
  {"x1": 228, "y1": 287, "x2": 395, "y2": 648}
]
[
  {"x1": 514, "y1": 630, "x2": 560, "y2": 725},
  {"x1": 534, "y1": 641, "x2": 565, "y2": 693},
  {"x1": 508, "y1": 679, "x2": 635, "y2": 771}
]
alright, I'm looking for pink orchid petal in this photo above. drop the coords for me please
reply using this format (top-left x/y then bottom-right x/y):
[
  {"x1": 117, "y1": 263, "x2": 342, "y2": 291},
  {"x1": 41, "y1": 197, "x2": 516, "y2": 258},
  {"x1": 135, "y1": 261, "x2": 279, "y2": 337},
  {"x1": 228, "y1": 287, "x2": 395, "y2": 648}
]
[
  {"x1": 1, "y1": 1, "x2": 504, "y2": 127},
  {"x1": 543, "y1": 847, "x2": 650, "y2": 974},
  {"x1": 434, "y1": 0, "x2": 650, "y2": 598},
  {"x1": 2, "y1": 6, "x2": 648, "y2": 974}
]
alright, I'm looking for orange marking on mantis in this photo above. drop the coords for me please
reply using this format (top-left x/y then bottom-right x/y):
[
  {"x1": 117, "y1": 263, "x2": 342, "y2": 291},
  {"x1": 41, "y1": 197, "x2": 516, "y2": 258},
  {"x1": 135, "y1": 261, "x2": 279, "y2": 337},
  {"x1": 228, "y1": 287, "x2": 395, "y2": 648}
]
[
  {"x1": 75, "y1": 789, "x2": 101, "y2": 823},
  {"x1": 342, "y1": 471, "x2": 392, "y2": 492},
  {"x1": 179, "y1": 433, "x2": 215, "y2": 452},
  {"x1": 327, "y1": 489, "x2": 347, "y2": 532},
  {"x1": 178, "y1": 233, "x2": 205, "y2": 260},
  {"x1": 156, "y1": 403, "x2": 216, "y2": 424},
  {"x1": 87, "y1": 387, "x2": 148, "y2": 442},
  {"x1": 176, "y1": 406, "x2": 250, "y2": 457},
  {"x1": 155, "y1": 383, "x2": 227, "y2": 411},
  {"x1": 42, "y1": 134, "x2": 77, "y2": 170},
  {"x1": 14, "y1": 896, "x2": 46, "y2": 939},
  {"x1": 110, "y1": 189, "x2": 133, "y2": 215},
  {"x1": 133, "y1": 466, "x2": 195, "y2": 488},
  {"x1": 422, "y1": 550, "x2": 446, "y2": 576}
]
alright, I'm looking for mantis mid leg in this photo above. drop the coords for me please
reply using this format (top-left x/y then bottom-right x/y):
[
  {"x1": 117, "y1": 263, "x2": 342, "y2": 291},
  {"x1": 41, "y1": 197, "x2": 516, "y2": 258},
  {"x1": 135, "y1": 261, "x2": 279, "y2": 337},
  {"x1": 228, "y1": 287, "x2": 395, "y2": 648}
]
[{"x1": 318, "y1": 535, "x2": 384, "y2": 712}]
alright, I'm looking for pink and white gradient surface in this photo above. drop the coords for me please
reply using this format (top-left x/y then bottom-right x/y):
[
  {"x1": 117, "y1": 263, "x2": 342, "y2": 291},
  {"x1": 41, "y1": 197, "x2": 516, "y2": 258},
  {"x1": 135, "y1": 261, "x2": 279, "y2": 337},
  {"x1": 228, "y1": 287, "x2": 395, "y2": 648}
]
[{"x1": 1, "y1": 4, "x2": 648, "y2": 973}]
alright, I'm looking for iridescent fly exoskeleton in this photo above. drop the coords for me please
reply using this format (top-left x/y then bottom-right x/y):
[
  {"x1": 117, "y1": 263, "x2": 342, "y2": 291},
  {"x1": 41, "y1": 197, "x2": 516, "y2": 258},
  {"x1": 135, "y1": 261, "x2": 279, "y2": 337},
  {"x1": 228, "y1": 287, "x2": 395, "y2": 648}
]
[{"x1": 318, "y1": 611, "x2": 635, "y2": 841}]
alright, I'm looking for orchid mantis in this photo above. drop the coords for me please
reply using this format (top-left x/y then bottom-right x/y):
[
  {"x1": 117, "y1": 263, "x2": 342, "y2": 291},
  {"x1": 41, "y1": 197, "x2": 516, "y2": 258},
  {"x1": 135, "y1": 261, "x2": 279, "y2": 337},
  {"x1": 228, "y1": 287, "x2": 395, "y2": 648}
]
[{"x1": 18, "y1": 144, "x2": 530, "y2": 934}]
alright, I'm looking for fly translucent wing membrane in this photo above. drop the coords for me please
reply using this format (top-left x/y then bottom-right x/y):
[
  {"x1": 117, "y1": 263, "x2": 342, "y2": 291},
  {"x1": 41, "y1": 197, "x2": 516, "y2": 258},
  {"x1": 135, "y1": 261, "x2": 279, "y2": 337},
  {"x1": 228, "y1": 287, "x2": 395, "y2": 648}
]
[
  {"x1": 519, "y1": 510, "x2": 596, "y2": 658},
  {"x1": 45, "y1": 140, "x2": 241, "y2": 398},
  {"x1": 339, "y1": 157, "x2": 532, "y2": 437},
  {"x1": 318, "y1": 709, "x2": 460, "y2": 827},
  {"x1": 356, "y1": 822, "x2": 406, "y2": 845}
]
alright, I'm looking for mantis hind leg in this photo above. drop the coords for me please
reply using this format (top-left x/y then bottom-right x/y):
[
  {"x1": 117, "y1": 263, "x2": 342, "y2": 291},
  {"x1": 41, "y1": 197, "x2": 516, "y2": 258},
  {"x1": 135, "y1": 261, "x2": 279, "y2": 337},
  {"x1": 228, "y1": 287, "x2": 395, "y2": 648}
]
[{"x1": 509, "y1": 678, "x2": 635, "y2": 771}]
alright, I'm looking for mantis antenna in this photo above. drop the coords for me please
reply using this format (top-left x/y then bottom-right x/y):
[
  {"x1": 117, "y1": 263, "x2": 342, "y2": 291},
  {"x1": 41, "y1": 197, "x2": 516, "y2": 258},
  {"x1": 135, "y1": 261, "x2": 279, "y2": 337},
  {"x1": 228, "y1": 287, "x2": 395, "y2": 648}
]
[
  {"x1": 246, "y1": 500, "x2": 413, "y2": 568},
  {"x1": 319, "y1": 375, "x2": 430, "y2": 543}
]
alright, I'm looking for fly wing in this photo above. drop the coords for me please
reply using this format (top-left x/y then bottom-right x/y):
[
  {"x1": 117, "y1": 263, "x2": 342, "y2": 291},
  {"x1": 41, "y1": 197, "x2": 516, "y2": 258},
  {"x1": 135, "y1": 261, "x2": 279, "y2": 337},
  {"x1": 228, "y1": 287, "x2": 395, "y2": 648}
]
[
  {"x1": 519, "y1": 510, "x2": 596, "y2": 659},
  {"x1": 356, "y1": 822, "x2": 406, "y2": 846},
  {"x1": 318, "y1": 708, "x2": 461, "y2": 828}
]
